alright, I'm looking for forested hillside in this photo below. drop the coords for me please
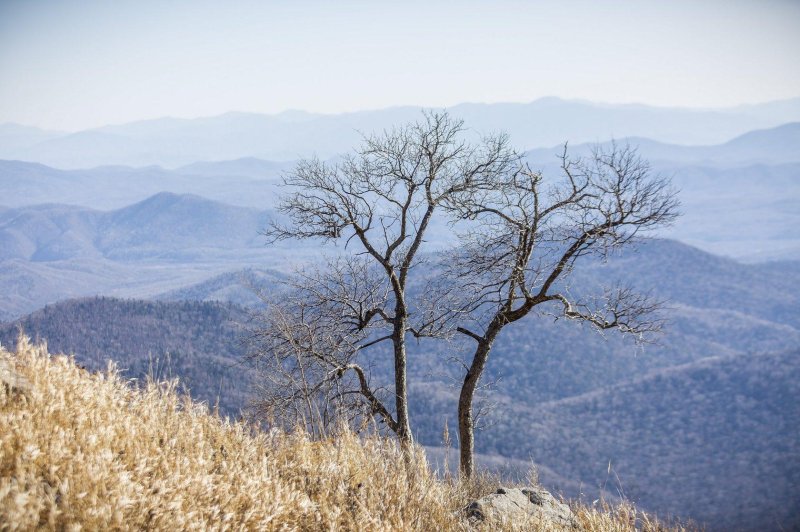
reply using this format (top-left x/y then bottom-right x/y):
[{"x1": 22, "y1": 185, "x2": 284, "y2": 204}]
[
  {"x1": 485, "y1": 349, "x2": 800, "y2": 531},
  {"x1": 0, "y1": 298, "x2": 251, "y2": 416},
  {"x1": 156, "y1": 268, "x2": 285, "y2": 306}
]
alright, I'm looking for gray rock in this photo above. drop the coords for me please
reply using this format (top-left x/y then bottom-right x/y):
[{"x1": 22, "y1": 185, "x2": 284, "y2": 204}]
[{"x1": 466, "y1": 486, "x2": 578, "y2": 529}]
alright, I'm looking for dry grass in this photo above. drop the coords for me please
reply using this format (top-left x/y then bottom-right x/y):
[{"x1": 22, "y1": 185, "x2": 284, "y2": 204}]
[{"x1": 1, "y1": 337, "x2": 689, "y2": 531}]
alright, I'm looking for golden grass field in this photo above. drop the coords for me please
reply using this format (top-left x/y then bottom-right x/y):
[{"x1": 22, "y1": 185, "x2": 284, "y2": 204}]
[{"x1": 1, "y1": 337, "x2": 688, "y2": 530}]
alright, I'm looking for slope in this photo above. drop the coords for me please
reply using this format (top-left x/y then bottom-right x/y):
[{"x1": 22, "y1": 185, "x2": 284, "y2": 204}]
[
  {"x1": 0, "y1": 297, "x2": 250, "y2": 416},
  {"x1": 1, "y1": 339, "x2": 504, "y2": 531},
  {"x1": 491, "y1": 349, "x2": 800, "y2": 531},
  {"x1": 156, "y1": 268, "x2": 286, "y2": 306},
  {"x1": 95, "y1": 192, "x2": 274, "y2": 260}
]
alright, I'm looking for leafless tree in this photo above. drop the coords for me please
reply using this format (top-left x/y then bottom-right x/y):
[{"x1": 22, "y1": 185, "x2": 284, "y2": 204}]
[
  {"x1": 442, "y1": 143, "x2": 680, "y2": 477},
  {"x1": 258, "y1": 111, "x2": 519, "y2": 448},
  {"x1": 252, "y1": 112, "x2": 678, "y2": 473},
  {"x1": 247, "y1": 258, "x2": 389, "y2": 437}
]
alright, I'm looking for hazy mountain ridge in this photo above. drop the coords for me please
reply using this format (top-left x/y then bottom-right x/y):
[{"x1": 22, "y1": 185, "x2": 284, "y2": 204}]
[
  {"x1": 525, "y1": 122, "x2": 800, "y2": 166},
  {"x1": 0, "y1": 193, "x2": 320, "y2": 320},
  {"x1": 0, "y1": 159, "x2": 284, "y2": 210},
  {"x1": 0, "y1": 192, "x2": 275, "y2": 263},
  {"x1": 660, "y1": 162, "x2": 800, "y2": 260},
  {"x1": 155, "y1": 267, "x2": 285, "y2": 306},
  {"x1": 0, "y1": 255, "x2": 258, "y2": 322},
  {"x1": 0, "y1": 171, "x2": 797, "y2": 321},
  {"x1": 166, "y1": 238, "x2": 800, "y2": 337},
  {"x1": 3, "y1": 119, "x2": 797, "y2": 261},
  {"x1": 570, "y1": 239, "x2": 800, "y2": 328},
  {"x1": 4, "y1": 97, "x2": 800, "y2": 168},
  {"x1": 97, "y1": 192, "x2": 274, "y2": 259},
  {"x1": 0, "y1": 123, "x2": 64, "y2": 153},
  {"x1": 176, "y1": 157, "x2": 294, "y2": 179}
]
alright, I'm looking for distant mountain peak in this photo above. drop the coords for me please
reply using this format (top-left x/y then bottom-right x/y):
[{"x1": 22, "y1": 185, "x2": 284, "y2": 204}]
[
  {"x1": 122, "y1": 191, "x2": 212, "y2": 210},
  {"x1": 176, "y1": 157, "x2": 289, "y2": 178}
]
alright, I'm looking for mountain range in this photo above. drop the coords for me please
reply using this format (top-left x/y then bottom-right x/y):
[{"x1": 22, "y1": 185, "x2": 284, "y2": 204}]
[
  {"x1": 2, "y1": 119, "x2": 798, "y2": 261},
  {"x1": 1, "y1": 143, "x2": 799, "y2": 319},
  {"x1": 0, "y1": 193, "x2": 324, "y2": 320},
  {"x1": 0, "y1": 159, "x2": 285, "y2": 211},
  {"x1": 3, "y1": 97, "x2": 800, "y2": 168},
  {"x1": 0, "y1": 192, "x2": 274, "y2": 262},
  {"x1": 525, "y1": 122, "x2": 800, "y2": 167}
]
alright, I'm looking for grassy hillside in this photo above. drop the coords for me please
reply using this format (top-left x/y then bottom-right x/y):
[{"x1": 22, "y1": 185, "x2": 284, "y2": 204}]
[{"x1": 0, "y1": 338, "x2": 679, "y2": 530}]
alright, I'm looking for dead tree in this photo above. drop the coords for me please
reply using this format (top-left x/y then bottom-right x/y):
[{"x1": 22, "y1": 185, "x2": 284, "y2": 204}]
[
  {"x1": 443, "y1": 143, "x2": 680, "y2": 477},
  {"x1": 260, "y1": 111, "x2": 519, "y2": 447}
]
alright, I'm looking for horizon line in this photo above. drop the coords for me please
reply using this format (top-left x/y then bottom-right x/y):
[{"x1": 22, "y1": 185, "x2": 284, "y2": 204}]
[{"x1": 4, "y1": 95, "x2": 800, "y2": 134}]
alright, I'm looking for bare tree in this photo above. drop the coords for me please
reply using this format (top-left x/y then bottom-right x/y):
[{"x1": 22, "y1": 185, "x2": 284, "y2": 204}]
[
  {"x1": 442, "y1": 143, "x2": 680, "y2": 477},
  {"x1": 253, "y1": 113, "x2": 678, "y2": 473},
  {"x1": 247, "y1": 256, "x2": 397, "y2": 437},
  {"x1": 259, "y1": 111, "x2": 519, "y2": 448}
]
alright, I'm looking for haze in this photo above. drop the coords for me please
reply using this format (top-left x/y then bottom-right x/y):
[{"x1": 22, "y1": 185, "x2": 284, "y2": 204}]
[{"x1": 1, "y1": 0, "x2": 799, "y2": 131}]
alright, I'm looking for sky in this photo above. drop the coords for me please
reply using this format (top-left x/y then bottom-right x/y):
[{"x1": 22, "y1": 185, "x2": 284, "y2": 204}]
[{"x1": 1, "y1": 0, "x2": 799, "y2": 131}]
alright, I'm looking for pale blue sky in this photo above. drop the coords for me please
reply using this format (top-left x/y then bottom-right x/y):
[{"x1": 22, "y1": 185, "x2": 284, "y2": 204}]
[{"x1": 1, "y1": 0, "x2": 799, "y2": 131}]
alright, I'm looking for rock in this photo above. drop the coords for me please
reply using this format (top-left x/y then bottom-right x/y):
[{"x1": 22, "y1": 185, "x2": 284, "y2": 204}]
[{"x1": 466, "y1": 486, "x2": 578, "y2": 529}]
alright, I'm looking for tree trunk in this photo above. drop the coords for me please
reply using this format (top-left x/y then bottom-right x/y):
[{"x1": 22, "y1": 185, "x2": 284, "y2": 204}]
[
  {"x1": 458, "y1": 342, "x2": 489, "y2": 478},
  {"x1": 458, "y1": 320, "x2": 502, "y2": 478},
  {"x1": 457, "y1": 369, "x2": 477, "y2": 478},
  {"x1": 393, "y1": 314, "x2": 413, "y2": 447}
]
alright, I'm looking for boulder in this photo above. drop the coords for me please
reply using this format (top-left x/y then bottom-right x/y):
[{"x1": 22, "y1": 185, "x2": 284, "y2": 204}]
[{"x1": 466, "y1": 486, "x2": 578, "y2": 529}]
